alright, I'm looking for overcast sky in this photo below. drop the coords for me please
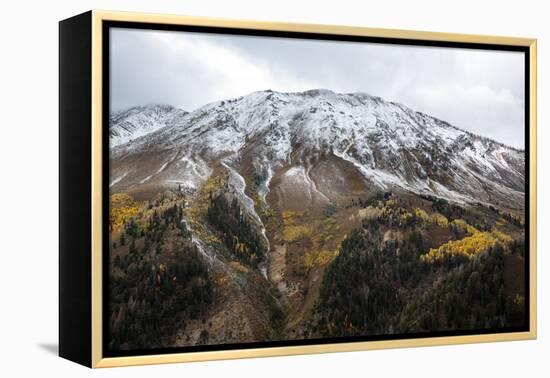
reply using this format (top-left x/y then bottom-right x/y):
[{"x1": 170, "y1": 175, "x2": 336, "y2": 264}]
[{"x1": 110, "y1": 27, "x2": 525, "y2": 148}]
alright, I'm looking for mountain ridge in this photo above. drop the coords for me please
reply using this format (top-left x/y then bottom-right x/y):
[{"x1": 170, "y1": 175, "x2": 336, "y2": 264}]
[
  {"x1": 109, "y1": 89, "x2": 524, "y2": 211},
  {"x1": 109, "y1": 103, "x2": 188, "y2": 147}
]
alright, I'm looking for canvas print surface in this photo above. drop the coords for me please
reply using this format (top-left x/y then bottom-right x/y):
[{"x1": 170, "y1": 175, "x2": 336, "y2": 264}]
[{"x1": 107, "y1": 27, "x2": 527, "y2": 352}]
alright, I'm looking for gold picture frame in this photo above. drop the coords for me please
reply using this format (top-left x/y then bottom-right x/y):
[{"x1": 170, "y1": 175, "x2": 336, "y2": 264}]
[{"x1": 59, "y1": 10, "x2": 537, "y2": 368}]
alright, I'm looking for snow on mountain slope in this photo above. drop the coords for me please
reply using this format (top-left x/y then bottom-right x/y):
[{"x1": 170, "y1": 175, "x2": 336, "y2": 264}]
[
  {"x1": 109, "y1": 104, "x2": 188, "y2": 147},
  {"x1": 109, "y1": 89, "x2": 525, "y2": 210}
]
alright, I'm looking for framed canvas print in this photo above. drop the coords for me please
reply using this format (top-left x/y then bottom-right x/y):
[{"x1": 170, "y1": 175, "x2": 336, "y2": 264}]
[{"x1": 59, "y1": 10, "x2": 537, "y2": 368}]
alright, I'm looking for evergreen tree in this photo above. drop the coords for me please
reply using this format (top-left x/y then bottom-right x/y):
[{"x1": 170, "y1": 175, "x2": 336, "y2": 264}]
[{"x1": 129, "y1": 239, "x2": 137, "y2": 255}]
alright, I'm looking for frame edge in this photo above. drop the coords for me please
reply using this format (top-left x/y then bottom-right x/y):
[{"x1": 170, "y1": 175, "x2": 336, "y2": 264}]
[
  {"x1": 92, "y1": 9, "x2": 536, "y2": 46},
  {"x1": 59, "y1": 10, "x2": 93, "y2": 368},
  {"x1": 528, "y1": 39, "x2": 537, "y2": 340},
  {"x1": 91, "y1": 9, "x2": 104, "y2": 369}
]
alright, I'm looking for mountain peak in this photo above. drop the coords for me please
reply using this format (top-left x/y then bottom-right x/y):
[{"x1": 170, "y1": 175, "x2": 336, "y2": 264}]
[
  {"x1": 300, "y1": 88, "x2": 335, "y2": 96},
  {"x1": 110, "y1": 104, "x2": 188, "y2": 147}
]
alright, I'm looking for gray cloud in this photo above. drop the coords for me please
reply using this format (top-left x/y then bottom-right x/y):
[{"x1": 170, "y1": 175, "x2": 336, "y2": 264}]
[{"x1": 110, "y1": 28, "x2": 525, "y2": 148}]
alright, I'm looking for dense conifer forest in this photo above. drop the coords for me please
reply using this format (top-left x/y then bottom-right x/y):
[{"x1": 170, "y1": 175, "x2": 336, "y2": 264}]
[
  {"x1": 313, "y1": 194, "x2": 526, "y2": 337},
  {"x1": 109, "y1": 192, "x2": 213, "y2": 350}
]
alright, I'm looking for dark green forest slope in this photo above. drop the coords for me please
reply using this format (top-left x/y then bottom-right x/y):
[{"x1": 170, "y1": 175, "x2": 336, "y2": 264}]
[{"x1": 312, "y1": 193, "x2": 526, "y2": 337}]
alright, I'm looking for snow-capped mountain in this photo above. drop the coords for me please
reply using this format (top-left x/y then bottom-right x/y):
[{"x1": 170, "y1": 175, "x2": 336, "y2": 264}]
[
  {"x1": 109, "y1": 104, "x2": 188, "y2": 147},
  {"x1": 109, "y1": 89, "x2": 524, "y2": 210}
]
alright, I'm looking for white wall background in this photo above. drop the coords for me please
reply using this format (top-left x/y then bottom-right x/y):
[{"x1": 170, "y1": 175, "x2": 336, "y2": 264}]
[{"x1": 0, "y1": 0, "x2": 547, "y2": 376}]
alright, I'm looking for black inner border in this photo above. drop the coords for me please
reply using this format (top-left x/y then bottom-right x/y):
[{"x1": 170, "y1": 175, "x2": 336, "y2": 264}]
[{"x1": 102, "y1": 20, "x2": 531, "y2": 358}]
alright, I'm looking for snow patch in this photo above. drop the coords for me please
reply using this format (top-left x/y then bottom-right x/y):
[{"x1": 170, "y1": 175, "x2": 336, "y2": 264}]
[
  {"x1": 109, "y1": 172, "x2": 127, "y2": 187},
  {"x1": 139, "y1": 160, "x2": 170, "y2": 184},
  {"x1": 221, "y1": 161, "x2": 271, "y2": 277}
]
